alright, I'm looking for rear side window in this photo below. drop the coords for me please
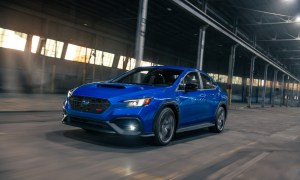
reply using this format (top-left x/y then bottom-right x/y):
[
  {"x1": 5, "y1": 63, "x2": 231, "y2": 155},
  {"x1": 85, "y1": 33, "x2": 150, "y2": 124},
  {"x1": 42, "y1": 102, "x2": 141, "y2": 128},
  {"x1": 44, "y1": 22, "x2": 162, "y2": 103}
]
[{"x1": 201, "y1": 74, "x2": 216, "y2": 89}]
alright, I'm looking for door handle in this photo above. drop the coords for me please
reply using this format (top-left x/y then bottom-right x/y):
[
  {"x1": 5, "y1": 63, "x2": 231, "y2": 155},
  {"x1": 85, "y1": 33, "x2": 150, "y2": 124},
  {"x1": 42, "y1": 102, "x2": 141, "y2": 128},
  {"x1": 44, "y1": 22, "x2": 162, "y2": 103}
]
[{"x1": 200, "y1": 94, "x2": 206, "y2": 98}]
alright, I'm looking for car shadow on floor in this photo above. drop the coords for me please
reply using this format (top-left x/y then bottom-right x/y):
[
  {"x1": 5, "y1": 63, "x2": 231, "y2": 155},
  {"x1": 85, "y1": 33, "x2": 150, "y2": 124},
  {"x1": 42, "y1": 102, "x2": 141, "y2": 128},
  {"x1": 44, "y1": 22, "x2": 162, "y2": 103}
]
[{"x1": 46, "y1": 128, "x2": 220, "y2": 153}]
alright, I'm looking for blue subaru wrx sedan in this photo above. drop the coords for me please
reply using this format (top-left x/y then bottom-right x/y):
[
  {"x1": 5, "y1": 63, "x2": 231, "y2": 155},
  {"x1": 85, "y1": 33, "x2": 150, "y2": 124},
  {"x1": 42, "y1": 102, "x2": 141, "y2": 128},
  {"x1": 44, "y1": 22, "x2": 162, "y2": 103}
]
[{"x1": 62, "y1": 66, "x2": 228, "y2": 145}]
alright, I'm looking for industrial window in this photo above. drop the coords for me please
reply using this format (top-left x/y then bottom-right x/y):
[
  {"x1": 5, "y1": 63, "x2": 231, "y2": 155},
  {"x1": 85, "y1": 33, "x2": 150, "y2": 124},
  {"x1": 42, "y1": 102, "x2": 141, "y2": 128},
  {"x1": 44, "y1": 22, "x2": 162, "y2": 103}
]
[
  {"x1": 101, "y1": 52, "x2": 114, "y2": 67},
  {"x1": 118, "y1": 56, "x2": 136, "y2": 70},
  {"x1": 232, "y1": 76, "x2": 242, "y2": 85},
  {"x1": 247, "y1": 79, "x2": 260, "y2": 86},
  {"x1": 0, "y1": 27, "x2": 27, "y2": 51},
  {"x1": 265, "y1": 80, "x2": 271, "y2": 88},
  {"x1": 41, "y1": 39, "x2": 64, "y2": 58},
  {"x1": 65, "y1": 44, "x2": 92, "y2": 63},
  {"x1": 140, "y1": 60, "x2": 152, "y2": 67},
  {"x1": 208, "y1": 73, "x2": 218, "y2": 82},
  {"x1": 247, "y1": 78, "x2": 259, "y2": 86},
  {"x1": 31, "y1": 35, "x2": 40, "y2": 53},
  {"x1": 218, "y1": 74, "x2": 228, "y2": 83},
  {"x1": 89, "y1": 50, "x2": 114, "y2": 67},
  {"x1": 253, "y1": 79, "x2": 259, "y2": 86}
]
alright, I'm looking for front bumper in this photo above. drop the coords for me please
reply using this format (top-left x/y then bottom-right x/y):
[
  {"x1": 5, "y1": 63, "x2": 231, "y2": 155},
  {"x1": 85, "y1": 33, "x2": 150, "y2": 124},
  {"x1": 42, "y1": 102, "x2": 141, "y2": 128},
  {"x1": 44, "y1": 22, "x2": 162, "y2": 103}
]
[{"x1": 62, "y1": 114, "x2": 144, "y2": 136}]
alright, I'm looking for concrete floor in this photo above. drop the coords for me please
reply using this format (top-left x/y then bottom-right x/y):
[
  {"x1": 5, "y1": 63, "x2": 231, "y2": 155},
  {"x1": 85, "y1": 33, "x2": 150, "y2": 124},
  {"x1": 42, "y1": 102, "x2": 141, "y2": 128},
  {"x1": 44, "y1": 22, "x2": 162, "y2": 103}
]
[{"x1": 0, "y1": 107, "x2": 300, "y2": 180}]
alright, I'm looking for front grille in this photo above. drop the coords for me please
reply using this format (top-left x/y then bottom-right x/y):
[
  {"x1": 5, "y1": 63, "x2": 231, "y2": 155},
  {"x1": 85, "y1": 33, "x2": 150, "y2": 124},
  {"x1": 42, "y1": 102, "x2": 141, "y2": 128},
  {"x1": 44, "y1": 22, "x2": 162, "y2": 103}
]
[
  {"x1": 69, "y1": 96, "x2": 110, "y2": 114},
  {"x1": 68, "y1": 116, "x2": 115, "y2": 133}
]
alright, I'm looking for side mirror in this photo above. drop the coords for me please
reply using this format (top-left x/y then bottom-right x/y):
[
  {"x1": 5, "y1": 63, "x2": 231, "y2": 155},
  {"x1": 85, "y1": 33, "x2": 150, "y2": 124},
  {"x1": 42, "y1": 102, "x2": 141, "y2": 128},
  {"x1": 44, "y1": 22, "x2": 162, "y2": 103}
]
[{"x1": 185, "y1": 83, "x2": 198, "y2": 91}]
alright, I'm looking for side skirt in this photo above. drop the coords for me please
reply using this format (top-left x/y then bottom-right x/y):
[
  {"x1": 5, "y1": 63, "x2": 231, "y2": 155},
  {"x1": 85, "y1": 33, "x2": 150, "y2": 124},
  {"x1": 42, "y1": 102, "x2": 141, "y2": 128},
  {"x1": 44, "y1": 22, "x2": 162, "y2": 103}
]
[{"x1": 176, "y1": 123, "x2": 214, "y2": 133}]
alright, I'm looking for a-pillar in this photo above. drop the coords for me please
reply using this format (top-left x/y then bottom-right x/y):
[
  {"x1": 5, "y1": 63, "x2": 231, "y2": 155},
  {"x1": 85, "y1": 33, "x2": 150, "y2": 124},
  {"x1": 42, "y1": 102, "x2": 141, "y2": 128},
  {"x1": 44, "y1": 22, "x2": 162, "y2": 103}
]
[
  {"x1": 271, "y1": 70, "x2": 278, "y2": 107},
  {"x1": 248, "y1": 56, "x2": 257, "y2": 108},
  {"x1": 134, "y1": 0, "x2": 149, "y2": 67},
  {"x1": 261, "y1": 64, "x2": 269, "y2": 107}
]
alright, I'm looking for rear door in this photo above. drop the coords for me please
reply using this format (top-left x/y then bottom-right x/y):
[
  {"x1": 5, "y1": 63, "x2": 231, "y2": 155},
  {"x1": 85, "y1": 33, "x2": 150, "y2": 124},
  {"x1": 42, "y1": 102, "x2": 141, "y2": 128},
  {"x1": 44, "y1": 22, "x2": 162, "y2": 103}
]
[{"x1": 200, "y1": 73, "x2": 220, "y2": 121}]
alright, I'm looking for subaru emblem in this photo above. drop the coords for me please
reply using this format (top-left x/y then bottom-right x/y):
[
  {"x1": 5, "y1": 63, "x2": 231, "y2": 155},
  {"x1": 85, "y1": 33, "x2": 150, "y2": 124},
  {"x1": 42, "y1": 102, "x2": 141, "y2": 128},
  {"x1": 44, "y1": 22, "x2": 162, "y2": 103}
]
[{"x1": 81, "y1": 99, "x2": 90, "y2": 106}]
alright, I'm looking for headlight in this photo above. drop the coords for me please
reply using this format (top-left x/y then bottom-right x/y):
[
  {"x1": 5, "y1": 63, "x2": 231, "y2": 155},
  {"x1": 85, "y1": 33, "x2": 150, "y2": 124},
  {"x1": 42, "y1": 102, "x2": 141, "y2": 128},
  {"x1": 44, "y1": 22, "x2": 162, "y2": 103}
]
[
  {"x1": 124, "y1": 98, "x2": 152, "y2": 107},
  {"x1": 67, "y1": 88, "x2": 75, "y2": 98}
]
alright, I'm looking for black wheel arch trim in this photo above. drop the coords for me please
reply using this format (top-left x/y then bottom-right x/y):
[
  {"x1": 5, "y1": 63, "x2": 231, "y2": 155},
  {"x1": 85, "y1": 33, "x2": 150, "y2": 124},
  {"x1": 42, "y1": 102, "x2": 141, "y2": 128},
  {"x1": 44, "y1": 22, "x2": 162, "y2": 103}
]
[
  {"x1": 152, "y1": 100, "x2": 180, "y2": 132},
  {"x1": 214, "y1": 101, "x2": 228, "y2": 120}
]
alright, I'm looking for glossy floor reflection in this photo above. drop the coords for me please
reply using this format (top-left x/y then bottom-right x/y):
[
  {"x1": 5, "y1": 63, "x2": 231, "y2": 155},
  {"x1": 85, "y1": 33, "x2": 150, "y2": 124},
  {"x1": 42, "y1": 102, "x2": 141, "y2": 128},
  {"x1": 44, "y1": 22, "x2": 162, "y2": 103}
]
[{"x1": 1, "y1": 107, "x2": 300, "y2": 179}]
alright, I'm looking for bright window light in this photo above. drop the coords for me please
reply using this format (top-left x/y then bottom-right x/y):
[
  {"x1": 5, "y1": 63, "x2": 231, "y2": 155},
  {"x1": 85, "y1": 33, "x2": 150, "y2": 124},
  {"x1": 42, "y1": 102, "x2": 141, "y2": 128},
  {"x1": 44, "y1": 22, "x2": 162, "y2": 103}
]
[
  {"x1": 118, "y1": 56, "x2": 136, "y2": 70},
  {"x1": 31, "y1": 35, "x2": 40, "y2": 53},
  {"x1": 140, "y1": 60, "x2": 152, "y2": 67},
  {"x1": 65, "y1": 44, "x2": 91, "y2": 63},
  {"x1": 0, "y1": 27, "x2": 27, "y2": 51},
  {"x1": 102, "y1": 52, "x2": 115, "y2": 67},
  {"x1": 41, "y1": 38, "x2": 64, "y2": 58},
  {"x1": 90, "y1": 50, "x2": 114, "y2": 67}
]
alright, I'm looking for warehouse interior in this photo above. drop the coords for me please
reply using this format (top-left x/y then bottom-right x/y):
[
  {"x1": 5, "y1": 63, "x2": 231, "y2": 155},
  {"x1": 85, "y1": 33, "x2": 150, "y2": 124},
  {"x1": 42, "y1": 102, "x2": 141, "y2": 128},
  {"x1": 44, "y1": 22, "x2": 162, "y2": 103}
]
[
  {"x1": 0, "y1": 0, "x2": 300, "y2": 107},
  {"x1": 1, "y1": 1, "x2": 300, "y2": 179}
]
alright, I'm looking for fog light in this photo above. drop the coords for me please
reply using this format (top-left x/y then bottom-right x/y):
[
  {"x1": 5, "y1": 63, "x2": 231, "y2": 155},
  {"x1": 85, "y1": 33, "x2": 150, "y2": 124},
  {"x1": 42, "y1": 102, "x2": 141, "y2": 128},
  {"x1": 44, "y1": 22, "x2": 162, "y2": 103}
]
[{"x1": 129, "y1": 124, "x2": 136, "y2": 131}]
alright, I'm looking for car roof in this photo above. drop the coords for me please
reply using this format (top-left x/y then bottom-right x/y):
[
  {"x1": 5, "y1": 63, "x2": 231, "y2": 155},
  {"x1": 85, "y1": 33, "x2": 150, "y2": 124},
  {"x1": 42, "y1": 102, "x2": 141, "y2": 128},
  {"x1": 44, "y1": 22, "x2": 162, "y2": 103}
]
[{"x1": 139, "y1": 66, "x2": 207, "y2": 74}]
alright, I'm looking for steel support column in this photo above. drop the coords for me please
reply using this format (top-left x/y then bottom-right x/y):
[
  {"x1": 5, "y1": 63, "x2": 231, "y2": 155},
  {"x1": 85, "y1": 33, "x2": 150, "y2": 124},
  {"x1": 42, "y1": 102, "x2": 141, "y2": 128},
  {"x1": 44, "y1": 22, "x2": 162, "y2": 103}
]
[
  {"x1": 292, "y1": 81, "x2": 295, "y2": 106},
  {"x1": 280, "y1": 74, "x2": 286, "y2": 107},
  {"x1": 261, "y1": 64, "x2": 269, "y2": 107},
  {"x1": 196, "y1": 0, "x2": 207, "y2": 70},
  {"x1": 248, "y1": 56, "x2": 256, "y2": 108},
  {"x1": 297, "y1": 83, "x2": 300, "y2": 107},
  {"x1": 286, "y1": 77, "x2": 290, "y2": 107},
  {"x1": 196, "y1": 26, "x2": 208, "y2": 70},
  {"x1": 40, "y1": 19, "x2": 48, "y2": 93},
  {"x1": 227, "y1": 44, "x2": 239, "y2": 106},
  {"x1": 134, "y1": 0, "x2": 148, "y2": 67},
  {"x1": 271, "y1": 70, "x2": 278, "y2": 107}
]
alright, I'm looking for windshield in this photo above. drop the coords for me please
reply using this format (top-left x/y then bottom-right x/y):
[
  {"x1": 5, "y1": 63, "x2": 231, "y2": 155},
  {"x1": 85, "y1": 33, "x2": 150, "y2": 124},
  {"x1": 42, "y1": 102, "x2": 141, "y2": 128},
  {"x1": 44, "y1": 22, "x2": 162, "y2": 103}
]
[{"x1": 110, "y1": 67, "x2": 183, "y2": 86}]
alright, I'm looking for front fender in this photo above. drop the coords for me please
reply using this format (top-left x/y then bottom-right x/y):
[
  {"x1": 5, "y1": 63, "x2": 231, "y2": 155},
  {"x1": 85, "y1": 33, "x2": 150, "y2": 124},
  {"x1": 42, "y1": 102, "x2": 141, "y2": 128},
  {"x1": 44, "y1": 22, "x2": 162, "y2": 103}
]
[{"x1": 152, "y1": 100, "x2": 180, "y2": 131}]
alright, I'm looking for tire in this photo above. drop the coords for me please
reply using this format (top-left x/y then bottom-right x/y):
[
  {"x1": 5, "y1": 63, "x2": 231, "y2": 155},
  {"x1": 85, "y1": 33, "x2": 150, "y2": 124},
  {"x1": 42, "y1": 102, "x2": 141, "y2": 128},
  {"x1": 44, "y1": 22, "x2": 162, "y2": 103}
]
[
  {"x1": 209, "y1": 107, "x2": 226, "y2": 133},
  {"x1": 153, "y1": 107, "x2": 176, "y2": 146}
]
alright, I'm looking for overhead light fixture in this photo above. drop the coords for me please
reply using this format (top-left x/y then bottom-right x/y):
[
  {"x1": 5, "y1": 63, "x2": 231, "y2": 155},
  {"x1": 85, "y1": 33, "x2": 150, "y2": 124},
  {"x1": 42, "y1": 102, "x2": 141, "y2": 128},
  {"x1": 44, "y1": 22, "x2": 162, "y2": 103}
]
[{"x1": 166, "y1": 7, "x2": 172, "y2": 11}]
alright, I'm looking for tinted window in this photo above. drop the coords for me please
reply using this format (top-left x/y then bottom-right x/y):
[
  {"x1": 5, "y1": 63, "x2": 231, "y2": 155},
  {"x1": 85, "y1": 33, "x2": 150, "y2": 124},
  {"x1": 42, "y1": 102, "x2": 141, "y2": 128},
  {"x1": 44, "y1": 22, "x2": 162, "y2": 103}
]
[
  {"x1": 178, "y1": 72, "x2": 201, "y2": 90},
  {"x1": 111, "y1": 67, "x2": 183, "y2": 86},
  {"x1": 201, "y1": 74, "x2": 215, "y2": 89}
]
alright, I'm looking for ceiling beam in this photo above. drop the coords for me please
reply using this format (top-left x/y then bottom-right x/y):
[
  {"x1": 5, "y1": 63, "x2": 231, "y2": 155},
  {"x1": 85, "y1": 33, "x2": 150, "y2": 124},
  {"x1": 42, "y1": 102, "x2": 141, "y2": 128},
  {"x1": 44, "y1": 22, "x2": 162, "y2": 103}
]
[
  {"x1": 280, "y1": 58, "x2": 300, "y2": 60},
  {"x1": 241, "y1": 21, "x2": 300, "y2": 26},
  {"x1": 257, "y1": 38, "x2": 300, "y2": 42},
  {"x1": 170, "y1": 0, "x2": 300, "y2": 82},
  {"x1": 275, "y1": 49, "x2": 300, "y2": 52}
]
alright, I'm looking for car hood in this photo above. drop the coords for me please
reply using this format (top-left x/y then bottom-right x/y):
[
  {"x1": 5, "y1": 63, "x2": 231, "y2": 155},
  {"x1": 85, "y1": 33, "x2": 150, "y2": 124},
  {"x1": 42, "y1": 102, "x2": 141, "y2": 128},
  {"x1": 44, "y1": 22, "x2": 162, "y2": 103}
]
[{"x1": 72, "y1": 82, "x2": 169, "y2": 100}]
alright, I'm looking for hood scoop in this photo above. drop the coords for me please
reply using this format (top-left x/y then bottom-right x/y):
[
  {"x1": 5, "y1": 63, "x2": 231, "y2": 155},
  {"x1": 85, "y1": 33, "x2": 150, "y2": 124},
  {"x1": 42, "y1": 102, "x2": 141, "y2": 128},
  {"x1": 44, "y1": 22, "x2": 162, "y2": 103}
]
[{"x1": 97, "y1": 84, "x2": 126, "y2": 89}]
